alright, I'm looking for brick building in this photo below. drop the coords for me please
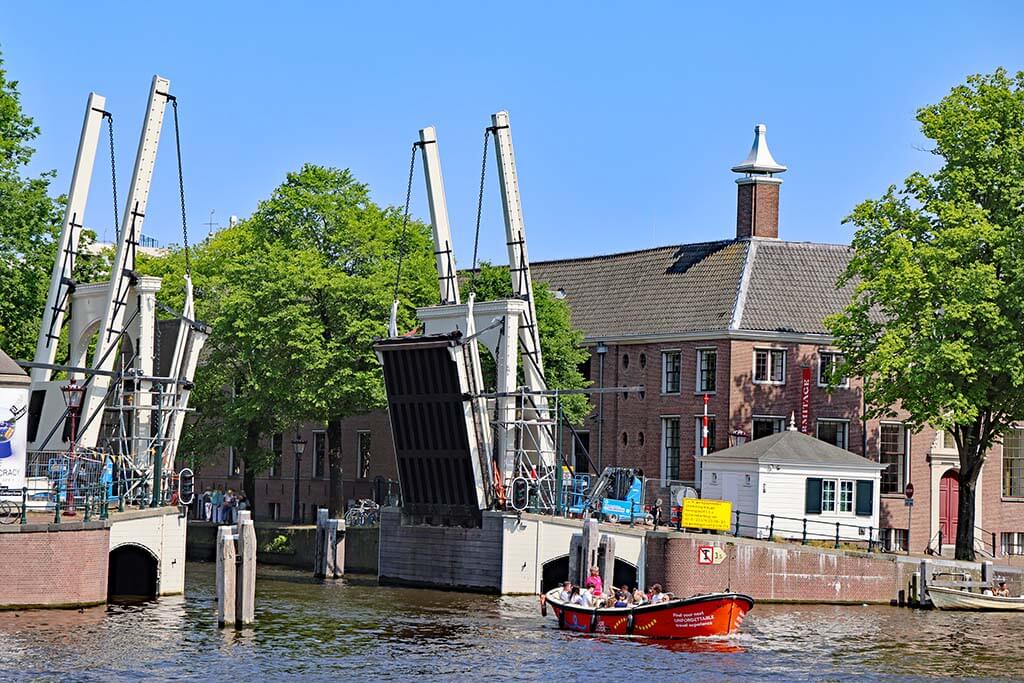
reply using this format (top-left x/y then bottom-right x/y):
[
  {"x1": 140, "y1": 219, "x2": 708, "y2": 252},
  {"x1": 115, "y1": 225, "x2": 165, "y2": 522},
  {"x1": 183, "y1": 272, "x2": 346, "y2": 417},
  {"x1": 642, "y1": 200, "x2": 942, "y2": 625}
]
[{"x1": 194, "y1": 125, "x2": 1023, "y2": 557}]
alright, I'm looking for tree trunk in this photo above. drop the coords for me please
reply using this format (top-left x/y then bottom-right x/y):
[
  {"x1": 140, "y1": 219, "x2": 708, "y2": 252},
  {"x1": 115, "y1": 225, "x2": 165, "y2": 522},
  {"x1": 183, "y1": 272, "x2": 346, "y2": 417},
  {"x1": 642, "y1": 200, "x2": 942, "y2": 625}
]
[
  {"x1": 954, "y1": 475, "x2": 977, "y2": 561},
  {"x1": 241, "y1": 421, "x2": 260, "y2": 512},
  {"x1": 327, "y1": 417, "x2": 344, "y2": 517}
]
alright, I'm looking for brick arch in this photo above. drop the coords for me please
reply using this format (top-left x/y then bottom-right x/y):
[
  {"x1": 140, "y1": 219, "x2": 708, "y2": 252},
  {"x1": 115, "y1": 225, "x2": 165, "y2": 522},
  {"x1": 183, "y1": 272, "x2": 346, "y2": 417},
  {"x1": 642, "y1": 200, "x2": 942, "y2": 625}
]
[{"x1": 108, "y1": 542, "x2": 159, "y2": 599}]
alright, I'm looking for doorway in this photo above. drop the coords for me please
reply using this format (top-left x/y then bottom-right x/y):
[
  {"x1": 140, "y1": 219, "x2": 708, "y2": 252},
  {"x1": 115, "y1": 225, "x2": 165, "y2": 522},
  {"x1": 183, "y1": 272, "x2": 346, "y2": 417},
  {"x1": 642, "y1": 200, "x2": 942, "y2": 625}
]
[{"x1": 939, "y1": 469, "x2": 959, "y2": 544}]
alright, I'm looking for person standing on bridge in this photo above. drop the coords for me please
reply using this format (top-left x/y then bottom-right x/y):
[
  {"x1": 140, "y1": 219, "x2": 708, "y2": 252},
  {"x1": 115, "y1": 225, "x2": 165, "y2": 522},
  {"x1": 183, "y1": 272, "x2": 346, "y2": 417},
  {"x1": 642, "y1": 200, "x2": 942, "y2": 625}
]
[{"x1": 211, "y1": 486, "x2": 224, "y2": 524}]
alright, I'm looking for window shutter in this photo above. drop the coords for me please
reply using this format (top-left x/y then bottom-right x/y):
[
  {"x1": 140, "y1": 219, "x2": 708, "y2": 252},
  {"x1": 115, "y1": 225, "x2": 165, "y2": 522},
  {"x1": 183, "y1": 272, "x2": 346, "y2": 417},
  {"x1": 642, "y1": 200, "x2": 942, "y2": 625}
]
[
  {"x1": 805, "y1": 478, "x2": 822, "y2": 514},
  {"x1": 856, "y1": 480, "x2": 874, "y2": 516}
]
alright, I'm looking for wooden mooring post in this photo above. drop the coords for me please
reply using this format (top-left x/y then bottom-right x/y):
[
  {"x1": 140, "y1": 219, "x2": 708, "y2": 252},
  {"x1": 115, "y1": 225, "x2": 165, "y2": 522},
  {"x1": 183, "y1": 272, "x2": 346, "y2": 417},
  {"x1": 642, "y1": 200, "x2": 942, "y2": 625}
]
[
  {"x1": 216, "y1": 510, "x2": 257, "y2": 628},
  {"x1": 314, "y1": 508, "x2": 345, "y2": 579}
]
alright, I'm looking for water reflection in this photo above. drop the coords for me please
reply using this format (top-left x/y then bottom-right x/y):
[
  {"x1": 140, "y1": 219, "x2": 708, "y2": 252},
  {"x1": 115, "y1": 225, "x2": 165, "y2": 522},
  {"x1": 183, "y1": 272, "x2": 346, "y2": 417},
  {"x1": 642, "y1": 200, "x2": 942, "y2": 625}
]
[{"x1": 0, "y1": 563, "x2": 1019, "y2": 681}]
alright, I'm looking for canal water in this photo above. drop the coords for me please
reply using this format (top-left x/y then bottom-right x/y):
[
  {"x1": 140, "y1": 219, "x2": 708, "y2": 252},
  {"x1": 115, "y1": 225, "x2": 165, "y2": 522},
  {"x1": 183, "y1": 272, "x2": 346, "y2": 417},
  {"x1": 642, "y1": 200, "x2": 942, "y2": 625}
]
[{"x1": 0, "y1": 562, "x2": 1018, "y2": 681}]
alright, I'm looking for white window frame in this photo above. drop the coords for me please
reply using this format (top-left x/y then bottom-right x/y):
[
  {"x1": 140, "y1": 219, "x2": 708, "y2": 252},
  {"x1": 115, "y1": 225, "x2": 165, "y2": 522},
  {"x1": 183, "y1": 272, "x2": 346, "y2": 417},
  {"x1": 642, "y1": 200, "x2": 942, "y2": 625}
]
[
  {"x1": 816, "y1": 418, "x2": 850, "y2": 450},
  {"x1": 753, "y1": 348, "x2": 787, "y2": 385},
  {"x1": 269, "y1": 433, "x2": 283, "y2": 477},
  {"x1": 696, "y1": 347, "x2": 717, "y2": 394},
  {"x1": 817, "y1": 350, "x2": 849, "y2": 388},
  {"x1": 838, "y1": 480, "x2": 854, "y2": 514},
  {"x1": 228, "y1": 447, "x2": 241, "y2": 477},
  {"x1": 313, "y1": 430, "x2": 327, "y2": 480},
  {"x1": 1002, "y1": 427, "x2": 1024, "y2": 499},
  {"x1": 752, "y1": 415, "x2": 786, "y2": 440},
  {"x1": 661, "y1": 350, "x2": 681, "y2": 395},
  {"x1": 661, "y1": 416, "x2": 681, "y2": 481},
  {"x1": 822, "y1": 479, "x2": 837, "y2": 513},
  {"x1": 879, "y1": 422, "x2": 908, "y2": 495},
  {"x1": 356, "y1": 430, "x2": 371, "y2": 480}
]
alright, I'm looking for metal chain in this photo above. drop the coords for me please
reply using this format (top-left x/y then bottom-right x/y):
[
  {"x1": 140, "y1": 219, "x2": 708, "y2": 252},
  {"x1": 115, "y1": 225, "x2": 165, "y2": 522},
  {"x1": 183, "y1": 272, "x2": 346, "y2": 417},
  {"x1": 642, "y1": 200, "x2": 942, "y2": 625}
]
[
  {"x1": 393, "y1": 144, "x2": 418, "y2": 301},
  {"x1": 171, "y1": 99, "x2": 191, "y2": 277},
  {"x1": 105, "y1": 114, "x2": 120, "y2": 242},
  {"x1": 470, "y1": 128, "x2": 490, "y2": 289}
]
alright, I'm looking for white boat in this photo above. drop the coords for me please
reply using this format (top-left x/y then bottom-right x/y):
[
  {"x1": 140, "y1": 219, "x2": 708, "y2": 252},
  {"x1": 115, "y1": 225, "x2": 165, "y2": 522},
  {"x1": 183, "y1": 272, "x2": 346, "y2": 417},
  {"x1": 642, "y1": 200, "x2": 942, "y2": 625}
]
[{"x1": 928, "y1": 585, "x2": 1024, "y2": 611}]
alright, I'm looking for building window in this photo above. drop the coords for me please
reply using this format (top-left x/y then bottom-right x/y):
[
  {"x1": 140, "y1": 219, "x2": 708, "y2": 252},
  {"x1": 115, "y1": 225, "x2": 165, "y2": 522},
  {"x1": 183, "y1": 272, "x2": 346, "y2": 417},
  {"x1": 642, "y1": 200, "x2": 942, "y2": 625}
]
[
  {"x1": 638, "y1": 431, "x2": 645, "y2": 446},
  {"x1": 268, "y1": 502, "x2": 280, "y2": 521},
  {"x1": 269, "y1": 433, "x2": 283, "y2": 477},
  {"x1": 662, "y1": 417, "x2": 681, "y2": 481},
  {"x1": 662, "y1": 351, "x2": 681, "y2": 394},
  {"x1": 639, "y1": 353, "x2": 647, "y2": 368},
  {"x1": 754, "y1": 348, "x2": 786, "y2": 384},
  {"x1": 817, "y1": 419, "x2": 849, "y2": 450},
  {"x1": 697, "y1": 349, "x2": 717, "y2": 393},
  {"x1": 1003, "y1": 428, "x2": 1024, "y2": 498},
  {"x1": 573, "y1": 431, "x2": 591, "y2": 474},
  {"x1": 839, "y1": 480, "x2": 854, "y2": 513},
  {"x1": 879, "y1": 423, "x2": 907, "y2": 494},
  {"x1": 313, "y1": 431, "x2": 326, "y2": 479},
  {"x1": 942, "y1": 430, "x2": 957, "y2": 450},
  {"x1": 622, "y1": 353, "x2": 630, "y2": 369},
  {"x1": 1000, "y1": 532, "x2": 1023, "y2": 555},
  {"x1": 822, "y1": 479, "x2": 836, "y2": 512},
  {"x1": 357, "y1": 431, "x2": 371, "y2": 479},
  {"x1": 818, "y1": 351, "x2": 848, "y2": 388},
  {"x1": 228, "y1": 447, "x2": 241, "y2": 477},
  {"x1": 753, "y1": 416, "x2": 785, "y2": 440},
  {"x1": 694, "y1": 416, "x2": 716, "y2": 455},
  {"x1": 621, "y1": 431, "x2": 629, "y2": 446}
]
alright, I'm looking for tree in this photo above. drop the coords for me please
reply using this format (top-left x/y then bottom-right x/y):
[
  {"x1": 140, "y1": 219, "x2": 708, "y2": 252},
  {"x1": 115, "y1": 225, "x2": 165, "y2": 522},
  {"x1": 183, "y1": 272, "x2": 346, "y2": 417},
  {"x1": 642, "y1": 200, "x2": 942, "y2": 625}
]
[
  {"x1": 0, "y1": 49, "x2": 109, "y2": 361},
  {"x1": 465, "y1": 262, "x2": 591, "y2": 425},
  {"x1": 827, "y1": 69, "x2": 1024, "y2": 560}
]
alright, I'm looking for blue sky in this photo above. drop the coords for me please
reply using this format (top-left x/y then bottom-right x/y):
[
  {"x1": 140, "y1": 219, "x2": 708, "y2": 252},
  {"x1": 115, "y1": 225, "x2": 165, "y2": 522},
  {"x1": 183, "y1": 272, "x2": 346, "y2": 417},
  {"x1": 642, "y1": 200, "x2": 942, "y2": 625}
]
[{"x1": 4, "y1": 2, "x2": 1023, "y2": 263}]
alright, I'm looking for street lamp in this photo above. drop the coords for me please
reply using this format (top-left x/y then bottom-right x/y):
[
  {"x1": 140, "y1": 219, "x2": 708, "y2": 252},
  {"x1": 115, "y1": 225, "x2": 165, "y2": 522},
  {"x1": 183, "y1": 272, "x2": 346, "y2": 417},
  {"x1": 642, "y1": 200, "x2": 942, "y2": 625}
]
[
  {"x1": 291, "y1": 433, "x2": 307, "y2": 524},
  {"x1": 729, "y1": 429, "x2": 749, "y2": 448},
  {"x1": 61, "y1": 379, "x2": 85, "y2": 516}
]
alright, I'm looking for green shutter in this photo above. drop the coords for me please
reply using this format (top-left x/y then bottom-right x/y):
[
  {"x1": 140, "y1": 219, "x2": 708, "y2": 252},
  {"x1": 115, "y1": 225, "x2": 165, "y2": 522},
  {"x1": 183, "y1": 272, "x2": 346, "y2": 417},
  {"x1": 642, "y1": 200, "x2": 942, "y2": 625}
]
[
  {"x1": 805, "y1": 478, "x2": 822, "y2": 514},
  {"x1": 856, "y1": 480, "x2": 874, "y2": 516}
]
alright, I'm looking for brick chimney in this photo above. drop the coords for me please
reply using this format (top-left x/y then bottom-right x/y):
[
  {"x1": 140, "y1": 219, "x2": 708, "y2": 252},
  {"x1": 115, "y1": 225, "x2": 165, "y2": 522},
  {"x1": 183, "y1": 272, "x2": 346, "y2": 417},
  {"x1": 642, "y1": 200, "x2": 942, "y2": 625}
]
[{"x1": 732, "y1": 124, "x2": 786, "y2": 239}]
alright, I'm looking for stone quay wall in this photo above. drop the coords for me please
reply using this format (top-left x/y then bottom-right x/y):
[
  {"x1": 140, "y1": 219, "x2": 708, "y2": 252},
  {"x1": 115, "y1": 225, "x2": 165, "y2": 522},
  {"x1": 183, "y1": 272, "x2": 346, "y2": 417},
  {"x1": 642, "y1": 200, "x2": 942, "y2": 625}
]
[
  {"x1": 645, "y1": 530, "x2": 1024, "y2": 604},
  {"x1": 0, "y1": 524, "x2": 110, "y2": 609}
]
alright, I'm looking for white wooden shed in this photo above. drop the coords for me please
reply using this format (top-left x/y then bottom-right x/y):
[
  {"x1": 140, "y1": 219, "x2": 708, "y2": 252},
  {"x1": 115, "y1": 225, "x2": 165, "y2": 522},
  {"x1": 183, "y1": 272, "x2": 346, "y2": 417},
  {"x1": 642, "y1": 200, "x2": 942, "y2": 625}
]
[{"x1": 698, "y1": 427, "x2": 885, "y2": 544}]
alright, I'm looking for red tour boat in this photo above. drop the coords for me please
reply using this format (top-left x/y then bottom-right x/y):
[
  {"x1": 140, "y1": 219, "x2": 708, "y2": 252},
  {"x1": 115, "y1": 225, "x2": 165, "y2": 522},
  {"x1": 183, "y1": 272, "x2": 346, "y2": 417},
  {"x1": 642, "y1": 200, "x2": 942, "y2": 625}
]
[{"x1": 541, "y1": 589, "x2": 754, "y2": 639}]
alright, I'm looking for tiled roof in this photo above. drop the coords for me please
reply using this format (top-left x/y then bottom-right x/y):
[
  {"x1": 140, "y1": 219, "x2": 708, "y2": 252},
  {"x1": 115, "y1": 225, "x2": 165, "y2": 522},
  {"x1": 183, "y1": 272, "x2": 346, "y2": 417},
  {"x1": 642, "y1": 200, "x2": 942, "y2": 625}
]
[
  {"x1": 738, "y1": 240, "x2": 856, "y2": 334},
  {"x1": 0, "y1": 347, "x2": 29, "y2": 386},
  {"x1": 701, "y1": 429, "x2": 883, "y2": 470},
  {"x1": 531, "y1": 241, "x2": 748, "y2": 338},
  {"x1": 531, "y1": 238, "x2": 855, "y2": 340}
]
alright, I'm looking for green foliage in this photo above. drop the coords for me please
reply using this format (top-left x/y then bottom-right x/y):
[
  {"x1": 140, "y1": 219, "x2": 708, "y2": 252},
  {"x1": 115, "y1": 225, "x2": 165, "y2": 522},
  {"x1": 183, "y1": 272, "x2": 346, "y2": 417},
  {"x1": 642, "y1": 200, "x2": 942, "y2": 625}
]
[
  {"x1": 826, "y1": 69, "x2": 1024, "y2": 560},
  {"x1": 0, "y1": 50, "x2": 108, "y2": 361},
  {"x1": 465, "y1": 262, "x2": 591, "y2": 424},
  {"x1": 261, "y1": 534, "x2": 293, "y2": 554}
]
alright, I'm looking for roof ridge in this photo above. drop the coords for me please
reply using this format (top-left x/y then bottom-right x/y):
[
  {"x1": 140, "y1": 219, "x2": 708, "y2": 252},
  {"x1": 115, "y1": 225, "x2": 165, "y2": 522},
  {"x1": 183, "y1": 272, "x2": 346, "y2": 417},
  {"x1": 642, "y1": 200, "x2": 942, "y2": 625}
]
[
  {"x1": 729, "y1": 240, "x2": 756, "y2": 330},
  {"x1": 532, "y1": 239, "x2": 737, "y2": 266}
]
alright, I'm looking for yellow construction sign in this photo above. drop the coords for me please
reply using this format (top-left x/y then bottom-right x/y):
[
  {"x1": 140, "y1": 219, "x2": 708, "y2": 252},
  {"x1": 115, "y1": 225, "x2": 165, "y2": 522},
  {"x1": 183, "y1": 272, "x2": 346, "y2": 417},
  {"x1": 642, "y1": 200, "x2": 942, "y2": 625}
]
[{"x1": 681, "y1": 498, "x2": 732, "y2": 532}]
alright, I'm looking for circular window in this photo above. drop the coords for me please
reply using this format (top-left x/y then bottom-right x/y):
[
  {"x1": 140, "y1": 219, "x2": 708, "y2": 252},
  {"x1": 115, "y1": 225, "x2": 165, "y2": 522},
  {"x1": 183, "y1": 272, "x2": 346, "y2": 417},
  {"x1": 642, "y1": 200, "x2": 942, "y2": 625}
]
[
  {"x1": 639, "y1": 353, "x2": 647, "y2": 368},
  {"x1": 621, "y1": 431, "x2": 629, "y2": 446},
  {"x1": 622, "y1": 353, "x2": 630, "y2": 369},
  {"x1": 638, "y1": 431, "x2": 645, "y2": 446}
]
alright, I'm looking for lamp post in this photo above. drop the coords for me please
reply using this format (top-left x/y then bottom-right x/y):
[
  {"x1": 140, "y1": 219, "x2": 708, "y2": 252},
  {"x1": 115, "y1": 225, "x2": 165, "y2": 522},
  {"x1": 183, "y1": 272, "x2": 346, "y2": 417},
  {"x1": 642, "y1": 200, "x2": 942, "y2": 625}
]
[
  {"x1": 61, "y1": 378, "x2": 85, "y2": 516},
  {"x1": 291, "y1": 434, "x2": 307, "y2": 524}
]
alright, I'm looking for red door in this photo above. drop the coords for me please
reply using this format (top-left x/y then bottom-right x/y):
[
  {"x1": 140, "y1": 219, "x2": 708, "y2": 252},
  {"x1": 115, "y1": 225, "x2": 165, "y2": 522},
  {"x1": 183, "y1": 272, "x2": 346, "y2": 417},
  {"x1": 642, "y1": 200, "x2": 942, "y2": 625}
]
[{"x1": 939, "y1": 469, "x2": 960, "y2": 543}]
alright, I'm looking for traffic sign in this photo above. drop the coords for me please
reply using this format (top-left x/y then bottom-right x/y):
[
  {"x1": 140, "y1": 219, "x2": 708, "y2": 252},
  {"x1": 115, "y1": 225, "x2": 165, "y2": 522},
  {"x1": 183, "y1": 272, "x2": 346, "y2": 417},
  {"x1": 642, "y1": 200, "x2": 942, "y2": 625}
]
[
  {"x1": 905, "y1": 483, "x2": 915, "y2": 500},
  {"x1": 697, "y1": 545, "x2": 714, "y2": 565}
]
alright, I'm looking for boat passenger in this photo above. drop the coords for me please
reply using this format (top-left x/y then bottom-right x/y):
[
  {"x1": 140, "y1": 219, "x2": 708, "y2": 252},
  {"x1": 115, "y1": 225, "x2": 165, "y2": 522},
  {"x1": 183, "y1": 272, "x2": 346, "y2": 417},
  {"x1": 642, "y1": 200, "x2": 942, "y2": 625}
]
[
  {"x1": 995, "y1": 580, "x2": 1011, "y2": 597},
  {"x1": 579, "y1": 587, "x2": 594, "y2": 608},
  {"x1": 584, "y1": 566, "x2": 603, "y2": 598},
  {"x1": 559, "y1": 581, "x2": 572, "y2": 602},
  {"x1": 569, "y1": 585, "x2": 584, "y2": 606},
  {"x1": 613, "y1": 591, "x2": 629, "y2": 608},
  {"x1": 632, "y1": 587, "x2": 646, "y2": 605},
  {"x1": 650, "y1": 583, "x2": 668, "y2": 604}
]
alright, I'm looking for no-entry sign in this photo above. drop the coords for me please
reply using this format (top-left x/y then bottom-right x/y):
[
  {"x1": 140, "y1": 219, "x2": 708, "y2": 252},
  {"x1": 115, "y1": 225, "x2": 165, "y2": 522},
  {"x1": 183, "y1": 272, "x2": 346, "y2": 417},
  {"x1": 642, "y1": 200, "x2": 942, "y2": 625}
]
[{"x1": 905, "y1": 483, "x2": 915, "y2": 500}]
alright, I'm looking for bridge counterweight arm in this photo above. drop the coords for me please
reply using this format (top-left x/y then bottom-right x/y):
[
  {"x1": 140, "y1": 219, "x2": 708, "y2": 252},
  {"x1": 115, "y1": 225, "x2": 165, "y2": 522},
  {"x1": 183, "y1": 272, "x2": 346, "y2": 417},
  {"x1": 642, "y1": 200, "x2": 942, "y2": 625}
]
[{"x1": 418, "y1": 126, "x2": 460, "y2": 306}]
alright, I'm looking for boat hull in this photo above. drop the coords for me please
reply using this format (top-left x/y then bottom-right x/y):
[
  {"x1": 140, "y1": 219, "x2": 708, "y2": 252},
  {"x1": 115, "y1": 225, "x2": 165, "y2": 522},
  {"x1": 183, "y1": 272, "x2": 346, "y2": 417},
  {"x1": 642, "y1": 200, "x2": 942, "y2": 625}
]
[
  {"x1": 928, "y1": 586, "x2": 1024, "y2": 611},
  {"x1": 545, "y1": 591, "x2": 753, "y2": 639}
]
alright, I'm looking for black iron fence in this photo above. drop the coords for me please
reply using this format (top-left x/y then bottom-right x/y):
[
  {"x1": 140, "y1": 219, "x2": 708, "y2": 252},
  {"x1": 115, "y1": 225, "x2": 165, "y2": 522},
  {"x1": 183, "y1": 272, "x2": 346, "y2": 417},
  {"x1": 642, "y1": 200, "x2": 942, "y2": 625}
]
[{"x1": 726, "y1": 509, "x2": 882, "y2": 552}]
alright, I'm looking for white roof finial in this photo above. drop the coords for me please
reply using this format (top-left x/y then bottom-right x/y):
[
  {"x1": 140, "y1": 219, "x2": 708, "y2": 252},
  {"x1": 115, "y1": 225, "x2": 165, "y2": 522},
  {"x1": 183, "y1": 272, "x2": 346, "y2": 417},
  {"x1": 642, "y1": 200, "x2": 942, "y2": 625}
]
[
  {"x1": 731, "y1": 124, "x2": 787, "y2": 175},
  {"x1": 788, "y1": 412, "x2": 798, "y2": 431}
]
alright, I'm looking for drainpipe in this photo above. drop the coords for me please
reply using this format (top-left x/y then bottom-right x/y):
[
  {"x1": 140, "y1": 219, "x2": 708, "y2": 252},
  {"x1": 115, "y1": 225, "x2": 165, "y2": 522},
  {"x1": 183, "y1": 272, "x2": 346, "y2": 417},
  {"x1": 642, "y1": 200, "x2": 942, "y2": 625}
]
[{"x1": 596, "y1": 343, "x2": 608, "y2": 473}]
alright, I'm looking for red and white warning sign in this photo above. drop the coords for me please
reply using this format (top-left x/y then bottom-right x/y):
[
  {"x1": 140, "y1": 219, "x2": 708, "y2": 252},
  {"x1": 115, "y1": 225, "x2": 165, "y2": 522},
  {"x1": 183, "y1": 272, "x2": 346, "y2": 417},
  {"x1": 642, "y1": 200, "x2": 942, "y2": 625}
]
[{"x1": 697, "y1": 545, "x2": 714, "y2": 565}]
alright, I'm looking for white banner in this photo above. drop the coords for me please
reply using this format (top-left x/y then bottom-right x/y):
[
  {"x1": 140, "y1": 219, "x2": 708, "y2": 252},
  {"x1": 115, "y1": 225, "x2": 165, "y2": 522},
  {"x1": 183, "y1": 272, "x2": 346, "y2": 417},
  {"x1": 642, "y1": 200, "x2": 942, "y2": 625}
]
[{"x1": 0, "y1": 387, "x2": 28, "y2": 491}]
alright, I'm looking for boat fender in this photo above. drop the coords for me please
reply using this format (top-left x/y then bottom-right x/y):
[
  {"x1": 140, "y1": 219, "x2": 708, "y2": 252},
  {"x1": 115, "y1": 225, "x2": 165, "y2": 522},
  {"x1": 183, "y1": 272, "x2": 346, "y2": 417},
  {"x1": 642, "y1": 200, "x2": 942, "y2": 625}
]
[
  {"x1": 539, "y1": 594, "x2": 547, "y2": 617},
  {"x1": 557, "y1": 608, "x2": 566, "y2": 630},
  {"x1": 589, "y1": 611, "x2": 599, "y2": 633},
  {"x1": 626, "y1": 611, "x2": 635, "y2": 635}
]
